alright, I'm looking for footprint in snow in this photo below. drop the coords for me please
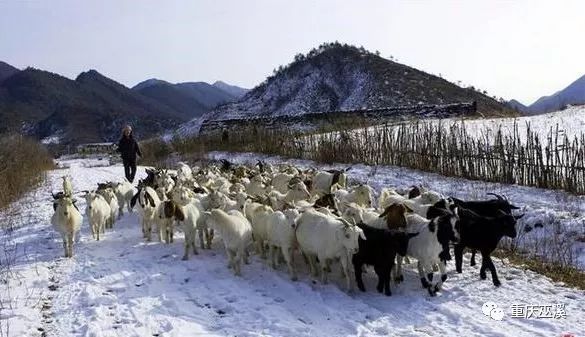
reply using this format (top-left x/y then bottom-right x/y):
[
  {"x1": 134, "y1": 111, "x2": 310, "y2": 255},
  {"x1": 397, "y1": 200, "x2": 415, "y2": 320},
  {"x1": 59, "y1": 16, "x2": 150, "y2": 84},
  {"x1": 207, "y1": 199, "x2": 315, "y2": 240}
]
[{"x1": 224, "y1": 295, "x2": 238, "y2": 303}]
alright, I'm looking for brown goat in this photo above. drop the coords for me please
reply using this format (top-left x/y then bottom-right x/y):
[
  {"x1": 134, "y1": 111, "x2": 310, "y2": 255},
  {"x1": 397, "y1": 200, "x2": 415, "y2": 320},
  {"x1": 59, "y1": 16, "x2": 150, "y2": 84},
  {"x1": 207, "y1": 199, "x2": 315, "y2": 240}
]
[
  {"x1": 159, "y1": 200, "x2": 185, "y2": 244},
  {"x1": 379, "y1": 203, "x2": 413, "y2": 230},
  {"x1": 407, "y1": 186, "x2": 421, "y2": 199}
]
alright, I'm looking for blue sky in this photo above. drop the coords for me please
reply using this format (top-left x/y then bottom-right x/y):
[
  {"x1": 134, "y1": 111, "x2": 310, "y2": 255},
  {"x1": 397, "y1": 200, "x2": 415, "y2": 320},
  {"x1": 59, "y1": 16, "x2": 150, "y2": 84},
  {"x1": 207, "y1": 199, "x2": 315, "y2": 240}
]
[{"x1": 1, "y1": 0, "x2": 584, "y2": 105}]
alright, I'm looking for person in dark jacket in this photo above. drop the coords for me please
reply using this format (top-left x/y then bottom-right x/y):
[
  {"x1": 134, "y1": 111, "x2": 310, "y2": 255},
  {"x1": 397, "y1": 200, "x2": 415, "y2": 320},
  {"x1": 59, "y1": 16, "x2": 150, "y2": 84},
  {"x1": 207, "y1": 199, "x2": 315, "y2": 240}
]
[{"x1": 117, "y1": 125, "x2": 142, "y2": 183}]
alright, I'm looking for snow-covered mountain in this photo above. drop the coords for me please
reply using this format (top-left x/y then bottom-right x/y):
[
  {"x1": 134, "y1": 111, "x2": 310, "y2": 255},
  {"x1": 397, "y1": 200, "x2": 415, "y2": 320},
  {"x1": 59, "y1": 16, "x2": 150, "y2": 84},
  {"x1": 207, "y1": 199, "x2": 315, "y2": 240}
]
[
  {"x1": 527, "y1": 74, "x2": 585, "y2": 115},
  {"x1": 212, "y1": 80, "x2": 249, "y2": 98},
  {"x1": 192, "y1": 43, "x2": 512, "y2": 130}
]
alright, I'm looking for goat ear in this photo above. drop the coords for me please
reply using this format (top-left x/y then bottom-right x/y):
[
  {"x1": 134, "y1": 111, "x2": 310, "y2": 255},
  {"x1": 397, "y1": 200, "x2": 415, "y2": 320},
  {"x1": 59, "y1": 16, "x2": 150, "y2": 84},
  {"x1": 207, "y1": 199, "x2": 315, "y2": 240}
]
[
  {"x1": 359, "y1": 230, "x2": 366, "y2": 240},
  {"x1": 145, "y1": 192, "x2": 155, "y2": 207},
  {"x1": 130, "y1": 193, "x2": 139, "y2": 208},
  {"x1": 514, "y1": 213, "x2": 525, "y2": 220},
  {"x1": 510, "y1": 204, "x2": 520, "y2": 210},
  {"x1": 404, "y1": 204, "x2": 414, "y2": 213},
  {"x1": 452, "y1": 206, "x2": 458, "y2": 216},
  {"x1": 408, "y1": 232, "x2": 419, "y2": 239}
]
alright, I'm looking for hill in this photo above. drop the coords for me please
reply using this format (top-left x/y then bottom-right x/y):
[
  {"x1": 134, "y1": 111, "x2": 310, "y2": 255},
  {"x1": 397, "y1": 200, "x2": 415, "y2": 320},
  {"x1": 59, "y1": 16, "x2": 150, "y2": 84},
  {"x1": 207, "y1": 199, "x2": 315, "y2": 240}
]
[
  {"x1": 178, "y1": 43, "x2": 517, "y2": 135},
  {"x1": 201, "y1": 43, "x2": 514, "y2": 124},
  {"x1": 507, "y1": 99, "x2": 529, "y2": 113},
  {"x1": 528, "y1": 74, "x2": 585, "y2": 114},
  {"x1": 0, "y1": 68, "x2": 185, "y2": 144},
  {"x1": 212, "y1": 80, "x2": 249, "y2": 98},
  {"x1": 0, "y1": 61, "x2": 19, "y2": 83}
]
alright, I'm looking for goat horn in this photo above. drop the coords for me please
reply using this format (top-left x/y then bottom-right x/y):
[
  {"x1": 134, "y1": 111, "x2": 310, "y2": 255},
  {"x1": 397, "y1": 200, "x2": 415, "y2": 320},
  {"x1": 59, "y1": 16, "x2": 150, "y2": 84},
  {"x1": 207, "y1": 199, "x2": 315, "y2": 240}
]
[{"x1": 486, "y1": 193, "x2": 504, "y2": 200}]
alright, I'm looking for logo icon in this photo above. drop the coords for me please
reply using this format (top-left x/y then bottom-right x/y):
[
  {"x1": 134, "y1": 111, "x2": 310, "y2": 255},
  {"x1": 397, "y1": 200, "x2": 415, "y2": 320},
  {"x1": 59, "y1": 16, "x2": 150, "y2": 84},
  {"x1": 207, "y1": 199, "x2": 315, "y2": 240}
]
[{"x1": 482, "y1": 302, "x2": 505, "y2": 321}]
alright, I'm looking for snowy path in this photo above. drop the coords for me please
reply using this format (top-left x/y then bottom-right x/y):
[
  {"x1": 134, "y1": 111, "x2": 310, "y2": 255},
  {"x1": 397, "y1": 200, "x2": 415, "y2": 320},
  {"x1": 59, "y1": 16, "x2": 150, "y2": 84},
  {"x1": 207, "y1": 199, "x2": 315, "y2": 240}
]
[{"x1": 0, "y1": 158, "x2": 583, "y2": 337}]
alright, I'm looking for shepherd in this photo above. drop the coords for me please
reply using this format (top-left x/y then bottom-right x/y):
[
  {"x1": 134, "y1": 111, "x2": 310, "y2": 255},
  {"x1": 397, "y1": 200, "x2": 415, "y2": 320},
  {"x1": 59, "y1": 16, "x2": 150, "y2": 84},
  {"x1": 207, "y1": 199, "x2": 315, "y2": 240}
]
[{"x1": 117, "y1": 125, "x2": 142, "y2": 183}]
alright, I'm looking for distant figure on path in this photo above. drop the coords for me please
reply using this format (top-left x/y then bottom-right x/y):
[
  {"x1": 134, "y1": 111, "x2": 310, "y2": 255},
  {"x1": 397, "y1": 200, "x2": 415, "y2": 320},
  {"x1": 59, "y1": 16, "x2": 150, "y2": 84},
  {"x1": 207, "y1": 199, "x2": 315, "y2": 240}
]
[{"x1": 117, "y1": 125, "x2": 142, "y2": 183}]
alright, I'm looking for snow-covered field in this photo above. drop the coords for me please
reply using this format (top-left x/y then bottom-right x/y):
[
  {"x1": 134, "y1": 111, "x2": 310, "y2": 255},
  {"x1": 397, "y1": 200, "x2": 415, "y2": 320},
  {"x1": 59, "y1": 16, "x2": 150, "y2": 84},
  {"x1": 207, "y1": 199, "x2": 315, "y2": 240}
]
[
  {"x1": 435, "y1": 105, "x2": 585, "y2": 143},
  {"x1": 351, "y1": 105, "x2": 585, "y2": 144},
  {"x1": 0, "y1": 156, "x2": 584, "y2": 337}
]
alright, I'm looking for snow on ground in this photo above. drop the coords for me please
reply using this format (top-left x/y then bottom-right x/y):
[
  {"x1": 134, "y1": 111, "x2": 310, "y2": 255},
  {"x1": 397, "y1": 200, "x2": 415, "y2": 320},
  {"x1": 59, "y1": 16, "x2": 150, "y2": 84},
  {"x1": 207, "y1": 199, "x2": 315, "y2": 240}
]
[
  {"x1": 348, "y1": 105, "x2": 585, "y2": 144},
  {"x1": 0, "y1": 157, "x2": 584, "y2": 337},
  {"x1": 440, "y1": 105, "x2": 585, "y2": 143}
]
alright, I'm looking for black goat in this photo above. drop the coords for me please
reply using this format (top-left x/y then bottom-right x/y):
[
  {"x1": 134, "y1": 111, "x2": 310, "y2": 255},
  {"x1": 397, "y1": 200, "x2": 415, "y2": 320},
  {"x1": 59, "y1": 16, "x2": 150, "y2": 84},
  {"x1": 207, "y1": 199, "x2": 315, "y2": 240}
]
[
  {"x1": 450, "y1": 193, "x2": 521, "y2": 266},
  {"x1": 352, "y1": 222, "x2": 418, "y2": 296},
  {"x1": 454, "y1": 208, "x2": 522, "y2": 286},
  {"x1": 312, "y1": 194, "x2": 339, "y2": 216},
  {"x1": 220, "y1": 159, "x2": 232, "y2": 172}
]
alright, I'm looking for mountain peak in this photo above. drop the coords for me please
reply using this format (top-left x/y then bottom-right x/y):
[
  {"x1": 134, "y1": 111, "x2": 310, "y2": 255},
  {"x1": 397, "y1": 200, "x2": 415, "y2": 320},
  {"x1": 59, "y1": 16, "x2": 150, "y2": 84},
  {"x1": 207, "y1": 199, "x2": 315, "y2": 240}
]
[
  {"x1": 507, "y1": 99, "x2": 528, "y2": 113},
  {"x1": 0, "y1": 61, "x2": 20, "y2": 83},
  {"x1": 132, "y1": 78, "x2": 171, "y2": 91},
  {"x1": 212, "y1": 81, "x2": 249, "y2": 98},
  {"x1": 75, "y1": 69, "x2": 108, "y2": 82}
]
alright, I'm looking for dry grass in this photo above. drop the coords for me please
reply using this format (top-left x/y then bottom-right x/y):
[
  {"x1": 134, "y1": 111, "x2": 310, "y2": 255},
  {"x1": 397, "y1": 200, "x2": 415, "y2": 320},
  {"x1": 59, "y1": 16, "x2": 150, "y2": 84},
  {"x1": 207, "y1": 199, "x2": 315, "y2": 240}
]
[
  {"x1": 0, "y1": 134, "x2": 54, "y2": 210},
  {"x1": 494, "y1": 249, "x2": 585, "y2": 290},
  {"x1": 139, "y1": 138, "x2": 175, "y2": 168}
]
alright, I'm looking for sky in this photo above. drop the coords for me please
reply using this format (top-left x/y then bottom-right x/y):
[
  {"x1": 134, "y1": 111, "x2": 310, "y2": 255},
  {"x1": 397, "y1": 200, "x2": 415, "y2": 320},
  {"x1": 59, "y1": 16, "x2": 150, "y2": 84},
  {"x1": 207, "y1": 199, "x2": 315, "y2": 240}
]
[{"x1": 1, "y1": 0, "x2": 584, "y2": 106}]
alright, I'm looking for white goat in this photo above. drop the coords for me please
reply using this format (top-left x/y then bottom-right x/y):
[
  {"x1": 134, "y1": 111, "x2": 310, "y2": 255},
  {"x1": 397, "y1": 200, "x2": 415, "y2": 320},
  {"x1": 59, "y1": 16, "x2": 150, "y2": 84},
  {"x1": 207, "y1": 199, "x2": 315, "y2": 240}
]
[
  {"x1": 312, "y1": 170, "x2": 348, "y2": 196},
  {"x1": 83, "y1": 192, "x2": 110, "y2": 241},
  {"x1": 295, "y1": 209, "x2": 365, "y2": 290},
  {"x1": 179, "y1": 202, "x2": 201, "y2": 260},
  {"x1": 267, "y1": 182, "x2": 311, "y2": 210},
  {"x1": 172, "y1": 186, "x2": 213, "y2": 249},
  {"x1": 209, "y1": 190, "x2": 247, "y2": 212},
  {"x1": 267, "y1": 209, "x2": 300, "y2": 280},
  {"x1": 156, "y1": 171, "x2": 176, "y2": 199},
  {"x1": 97, "y1": 188, "x2": 119, "y2": 229},
  {"x1": 395, "y1": 212, "x2": 460, "y2": 296},
  {"x1": 133, "y1": 186, "x2": 161, "y2": 241},
  {"x1": 341, "y1": 202, "x2": 380, "y2": 226},
  {"x1": 245, "y1": 175, "x2": 268, "y2": 197},
  {"x1": 62, "y1": 176, "x2": 73, "y2": 197},
  {"x1": 270, "y1": 172, "x2": 295, "y2": 194},
  {"x1": 378, "y1": 188, "x2": 407, "y2": 211},
  {"x1": 113, "y1": 180, "x2": 135, "y2": 216},
  {"x1": 207, "y1": 209, "x2": 253, "y2": 276},
  {"x1": 246, "y1": 203, "x2": 274, "y2": 258},
  {"x1": 51, "y1": 196, "x2": 82, "y2": 258},
  {"x1": 177, "y1": 162, "x2": 193, "y2": 184},
  {"x1": 334, "y1": 184, "x2": 374, "y2": 211}
]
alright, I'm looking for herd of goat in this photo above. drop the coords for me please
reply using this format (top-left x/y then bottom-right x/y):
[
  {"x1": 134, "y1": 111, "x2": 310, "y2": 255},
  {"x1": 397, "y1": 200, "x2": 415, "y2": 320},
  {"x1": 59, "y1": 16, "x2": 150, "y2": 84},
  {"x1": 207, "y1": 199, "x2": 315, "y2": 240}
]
[{"x1": 50, "y1": 159, "x2": 524, "y2": 297}]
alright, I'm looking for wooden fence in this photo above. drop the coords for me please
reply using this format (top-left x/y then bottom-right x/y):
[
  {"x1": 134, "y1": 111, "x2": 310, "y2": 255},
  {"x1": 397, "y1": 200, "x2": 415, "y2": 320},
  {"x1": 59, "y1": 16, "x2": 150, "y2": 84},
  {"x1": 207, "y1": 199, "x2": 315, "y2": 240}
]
[{"x1": 177, "y1": 121, "x2": 585, "y2": 195}]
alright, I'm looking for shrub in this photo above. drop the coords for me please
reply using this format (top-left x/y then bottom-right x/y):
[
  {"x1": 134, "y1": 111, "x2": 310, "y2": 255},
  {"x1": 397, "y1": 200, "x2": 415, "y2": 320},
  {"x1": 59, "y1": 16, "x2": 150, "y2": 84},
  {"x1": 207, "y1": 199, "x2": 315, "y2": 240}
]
[{"x1": 0, "y1": 134, "x2": 54, "y2": 209}]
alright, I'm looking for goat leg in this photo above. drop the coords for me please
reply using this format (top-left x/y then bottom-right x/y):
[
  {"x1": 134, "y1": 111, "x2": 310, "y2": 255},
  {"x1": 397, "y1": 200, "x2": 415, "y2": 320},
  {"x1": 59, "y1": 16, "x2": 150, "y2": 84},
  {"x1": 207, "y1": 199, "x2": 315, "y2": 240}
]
[
  {"x1": 454, "y1": 244, "x2": 464, "y2": 273},
  {"x1": 483, "y1": 250, "x2": 501, "y2": 286}
]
